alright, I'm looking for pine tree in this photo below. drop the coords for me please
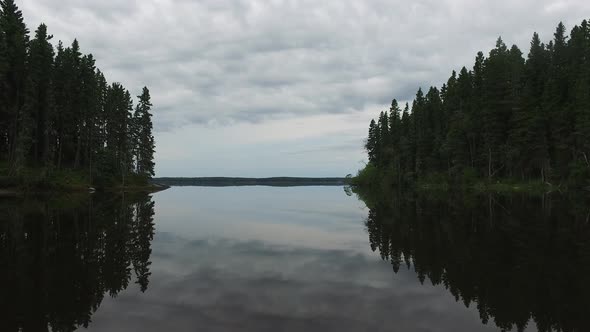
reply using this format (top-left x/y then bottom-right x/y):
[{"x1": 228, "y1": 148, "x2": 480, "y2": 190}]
[
  {"x1": 133, "y1": 87, "x2": 155, "y2": 179},
  {"x1": 570, "y1": 21, "x2": 590, "y2": 178},
  {"x1": 482, "y1": 37, "x2": 515, "y2": 179},
  {"x1": 360, "y1": 19, "x2": 590, "y2": 187},
  {"x1": 545, "y1": 22, "x2": 573, "y2": 178},
  {"x1": 25, "y1": 23, "x2": 54, "y2": 166},
  {"x1": 365, "y1": 119, "x2": 378, "y2": 164},
  {"x1": 509, "y1": 32, "x2": 549, "y2": 180},
  {"x1": 104, "y1": 83, "x2": 134, "y2": 184},
  {"x1": 377, "y1": 111, "x2": 390, "y2": 166},
  {"x1": 399, "y1": 103, "x2": 414, "y2": 178},
  {"x1": 0, "y1": 0, "x2": 29, "y2": 174},
  {"x1": 389, "y1": 99, "x2": 402, "y2": 181},
  {"x1": 445, "y1": 68, "x2": 472, "y2": 173},
  {"x1": 412, "y1": 88, "x2": 427, "y2": 175},
  {"x1": 0, "y1": 4, "x2": 156, "y2": 186}
]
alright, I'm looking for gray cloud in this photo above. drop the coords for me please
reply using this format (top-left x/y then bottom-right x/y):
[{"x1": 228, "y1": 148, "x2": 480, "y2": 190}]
[
  {"x1": 19, "y1": 0, "x2": 590, "y2": 132},
  {"x1": 17, "y1": 0, "x2": 590, "y2": 176}
]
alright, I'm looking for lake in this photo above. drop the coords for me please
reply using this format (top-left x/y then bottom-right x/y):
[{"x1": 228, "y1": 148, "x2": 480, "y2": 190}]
[{"x1": 1, "y1": 186, "x2": 589, "y2": 331}]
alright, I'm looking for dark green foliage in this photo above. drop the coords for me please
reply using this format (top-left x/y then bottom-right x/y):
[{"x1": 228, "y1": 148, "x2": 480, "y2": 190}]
[
  {"x1": 0, "y1": 0, "x2": 29, "y2": 174},
  {"x1": 0, "y1": 1, "x2": 156, "y2": 186},
  {"x1": 133, "y1": 87, "x2": 155, "y2": 179},
  {"x1": 361, "y1": 19, "x2": 590, "y2": 187}
]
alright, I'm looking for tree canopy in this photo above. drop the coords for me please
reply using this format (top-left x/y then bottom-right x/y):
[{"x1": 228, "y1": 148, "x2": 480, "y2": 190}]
[
  {"x1": 0, "y1": 0, "x2": 156, "y2": 186},
  {"x1": 362, "y1": 19, "x2": 590, "y2": 187}
]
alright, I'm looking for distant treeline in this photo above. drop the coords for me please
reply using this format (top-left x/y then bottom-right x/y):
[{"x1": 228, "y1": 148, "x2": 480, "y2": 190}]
[
  {"x1": 0, "y1": 0, "x2": 155, "y2": 187},
  {"x1": 359, "y1": 19, "x2": 590, "y2": 188},
  {"x1": 154, "y1": 177, "x2": 348, "y2": 187}
]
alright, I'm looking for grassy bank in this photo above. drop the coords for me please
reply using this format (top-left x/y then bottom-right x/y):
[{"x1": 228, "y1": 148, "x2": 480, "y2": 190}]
[{"x1": 0, "y1": 166, "x2": 167, "y2": 194}]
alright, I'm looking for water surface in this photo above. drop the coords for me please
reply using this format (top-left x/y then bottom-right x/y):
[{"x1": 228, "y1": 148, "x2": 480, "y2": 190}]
[{"x1": 1, "y1": 186, "x2": 588, "y2": 331}]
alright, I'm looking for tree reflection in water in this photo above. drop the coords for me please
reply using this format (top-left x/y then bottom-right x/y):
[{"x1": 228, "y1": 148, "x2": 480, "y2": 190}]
[
  {"x1": 355, "y1": 187, "x2": 590, "y2": 332},
  {"x1": 0, "y1": 193, "x2": 155, "y2": 332}
]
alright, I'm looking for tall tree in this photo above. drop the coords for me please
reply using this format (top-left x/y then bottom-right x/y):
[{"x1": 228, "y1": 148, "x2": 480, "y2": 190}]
[
  {"x1": 481, "y1": 38, "x2": 516, "y2": 179},
  {"x1": 509, "y1": 32, "x2": 549, "y2": 180},
  {"x1": 133, "y1": 87, "x2": 155, "y2": 179},
  {"x1": 365, "y1": 119, "x2": 378, "y2": 164},
  {"x1": 358, "y1": 19, "x2": 590, "y2": 187},
  {"x1": 24, "y1": 23, "x2": 54, "y2": 166},
  {"x1": 0, "y1": 0, "x2": 29, "y2": 174}
]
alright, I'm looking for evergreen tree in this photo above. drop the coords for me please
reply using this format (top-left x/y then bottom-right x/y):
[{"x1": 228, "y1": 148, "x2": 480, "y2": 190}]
[
  {"x1": 24, "y1": 23, "x2": 54, "y2": 166},
  {"x1": 545, "y1": 22, "x2": 573, "y2": 178},
  {"x1": 399, "y1": 103, "x2": 414, "y2": 178},
  {"x1": 133, "y1": 87, "x2": 155, "y2": 179},
  {"x1": 0, "y1": 0, "x2": 29, "y2": 174},
  {"x1": 358, "y1": 19, "x2": 590, "y2": 187},
  {"x1": 377, "y1": 111, "x2": 390, "y2": 166},
  {"x1": 0, "y1": 2, "x2": 157, "y2": 187},
  {"x1": 482, "y1": 38, "x2": 514, "y2": 179},
  {"x1": 509, "y1": 33, "x2": 549, "y2": 180},
  {"x1": 570, "y1": 21, "x2": 590, "y2": 180},
  {"x1": 365, "y1": 119, "x2": 378, "y2": 164}
]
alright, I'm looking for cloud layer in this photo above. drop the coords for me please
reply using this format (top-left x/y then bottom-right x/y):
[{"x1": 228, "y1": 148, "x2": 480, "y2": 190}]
[{"x1": 19, "y1": 0, "x2": 590, "y2": 176}]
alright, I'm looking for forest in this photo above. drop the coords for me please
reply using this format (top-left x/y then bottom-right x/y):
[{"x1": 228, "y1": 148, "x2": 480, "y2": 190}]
[
  {"x1": 0, "y1": 0, "x2": 155, "y2": 189},
  {"x1": 359, "y1": 19, "x2": 590, "y2": 189}
]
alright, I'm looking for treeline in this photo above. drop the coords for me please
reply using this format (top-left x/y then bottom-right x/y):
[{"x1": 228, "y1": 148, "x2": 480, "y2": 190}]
[
  {"x1": 0, "y1": 0, "x2": 155, "y2": 186},
  {"x1": 154, "y1": 177, "x2": 348, "y2": 187},
  {"x1": 356, "y1": 187, "x2": 590, "y2": 332},
  {"x1": 362, "y1": 20, "x2": 590, "y2": 187}
]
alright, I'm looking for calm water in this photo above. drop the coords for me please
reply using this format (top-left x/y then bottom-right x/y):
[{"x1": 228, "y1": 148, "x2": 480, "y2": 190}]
[{"x1": 1, "y1": 186, "x2": 589, "y2": 331}]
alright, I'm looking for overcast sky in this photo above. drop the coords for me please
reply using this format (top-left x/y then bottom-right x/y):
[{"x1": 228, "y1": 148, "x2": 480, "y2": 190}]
[{"x1": 19, "y1": 0, "x2": 590, "y2": 177}]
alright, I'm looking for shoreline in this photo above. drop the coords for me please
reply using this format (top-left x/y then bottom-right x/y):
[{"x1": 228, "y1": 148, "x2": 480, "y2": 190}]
[{"x1": 0, "y1": 183, "x2": 170, "y2": 197}]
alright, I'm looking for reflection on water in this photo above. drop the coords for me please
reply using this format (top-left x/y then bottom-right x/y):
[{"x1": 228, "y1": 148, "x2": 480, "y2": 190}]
[
  {"x1": 0, "y1": 193, "x2": 155, "y2": 331},
  {"x1": 1, "y1": 186, "x2": 588, "y2": 331},
  {"x1": 358, "y1": 188, "x2": 590, "y2": 332}
]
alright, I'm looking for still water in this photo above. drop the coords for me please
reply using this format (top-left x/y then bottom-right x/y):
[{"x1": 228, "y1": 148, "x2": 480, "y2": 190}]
[{"x1": 1, "y1": 186, "x2": 589, "y2": 331}]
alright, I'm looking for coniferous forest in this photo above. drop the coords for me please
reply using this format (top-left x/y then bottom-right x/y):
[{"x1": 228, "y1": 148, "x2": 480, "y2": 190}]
[
  {"x1": 359, "y1": 20, "x2": 590, "y2": 189},
  {"x1": 0, "y1": 0, "x2": 155, "y2": 188}
]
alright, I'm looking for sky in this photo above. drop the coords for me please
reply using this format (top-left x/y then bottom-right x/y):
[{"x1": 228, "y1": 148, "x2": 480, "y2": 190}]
[{"x1": 19, "y1": 0, "x2": 590, "y2": 177}]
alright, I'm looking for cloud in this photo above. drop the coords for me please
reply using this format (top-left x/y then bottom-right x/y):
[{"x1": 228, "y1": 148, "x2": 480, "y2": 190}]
[
  {"x1": 20, "y1": 0, "x2": 590, "y2": 129},
  {"x1": 18, "y1": 0, "x2": 590, "y2": 176}
]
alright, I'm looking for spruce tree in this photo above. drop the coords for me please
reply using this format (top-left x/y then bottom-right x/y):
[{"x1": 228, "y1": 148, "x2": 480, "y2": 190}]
[
  {"x1": 509, "y1": 33, "x2": 549, "y2": 180},
  {"x1": 133, "y1": 87, "x2": 155, "y2": 179},
  {"x1": 545, "y1": 22, "x2": 573, "y2": 178},
  {"x1": 0, "y1": 0, "x2": 29, "y2": 174},
  {"x1": 25, "y1": 23, "x2": 54, "y2": 166},
  {"x1": 365, "y1": 119, "x2": 378, "y2": 164},
  {"x1": 482, "y1": 38, "x2": 515, "y2": 179}
]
